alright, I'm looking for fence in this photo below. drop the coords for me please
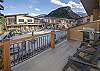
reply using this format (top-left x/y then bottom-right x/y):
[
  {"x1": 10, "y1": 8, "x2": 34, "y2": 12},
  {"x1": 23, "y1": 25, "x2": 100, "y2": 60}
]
[{"x1": 0, "y1": 30, "x2": 67, "y2": 71}]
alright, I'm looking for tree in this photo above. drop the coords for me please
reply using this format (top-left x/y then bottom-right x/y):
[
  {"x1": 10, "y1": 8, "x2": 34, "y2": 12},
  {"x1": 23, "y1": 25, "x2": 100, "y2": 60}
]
[{"x1": 0, "y1": 0, "x2": 6, "y2": 34}]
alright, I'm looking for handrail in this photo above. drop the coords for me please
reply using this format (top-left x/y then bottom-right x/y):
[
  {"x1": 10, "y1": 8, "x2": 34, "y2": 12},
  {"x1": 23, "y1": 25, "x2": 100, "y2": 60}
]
[
  {"x1": 0, "y1": 30, "x2": 66, "y2": 44},
  {"x1": 10, "y1": 32, "x2": 50, "y2": 44},
  {"x1": 0, "y1": 30, "x2": 67, "y2": 71},
  {"x1": 9, "y1": 30, "x2": 66, "y2": 44}
]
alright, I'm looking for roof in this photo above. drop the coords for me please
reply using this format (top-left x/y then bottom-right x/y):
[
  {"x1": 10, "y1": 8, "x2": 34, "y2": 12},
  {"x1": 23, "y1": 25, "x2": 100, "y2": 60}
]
[
  {"x1": 4, "y1": 13, "x2": 40, "y2": 19},
  {"x1": 80, "y1": 0, "x2": 99, "y2": 15},
  {"x1": 78, "y1": 16, "x2": 90, "y2": 19},
  {"x1": 24, "y1": 15, "x2": 37, "y2": 19},
  {"x1": 43, "y1": 17, "x2": 70, "y2": 20},
  {"x1": 67, "y1": 21, "x2": 96, "y2": 30},
  {"x1": 5, "y1": 14, "x2": 28, "y2": 17}
]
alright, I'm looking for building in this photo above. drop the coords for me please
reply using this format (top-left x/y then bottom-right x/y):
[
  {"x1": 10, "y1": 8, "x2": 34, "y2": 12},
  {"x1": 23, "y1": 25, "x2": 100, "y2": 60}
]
[
  {"x1": 81, "y1": 16, "x2": 90, "y2": 23},
  {"x1": 41, "y1": 17, "x2": 73, "y2": 29},
  {"x1": 5, "y1": 14, "x2": 45, "y2": 32},
  {"x1": 76, "y1": 16, "x2": 90, "y2": 25}
]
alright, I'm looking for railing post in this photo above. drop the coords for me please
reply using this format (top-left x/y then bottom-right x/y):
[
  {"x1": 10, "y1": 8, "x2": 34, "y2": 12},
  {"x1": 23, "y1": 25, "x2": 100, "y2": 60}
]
[
  {"x1": 50, "y1": 31, "x2": 55, "y2": 48},
  {"x1": 2, "y1": 40, "x2": 11, "y2": 71}
]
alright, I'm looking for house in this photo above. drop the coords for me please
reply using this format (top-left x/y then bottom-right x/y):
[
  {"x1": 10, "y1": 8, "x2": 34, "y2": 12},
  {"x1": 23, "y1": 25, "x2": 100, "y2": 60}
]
[
  {"x1": 5, "y1": 14, "x2": 45, "y2": 32},
  {"x1": 41, "y1": 17, "x2": 72, "y2": 29},
  {"x1": 76, "y1": 16, "x2": 90, "y2": 25},
  {"x1": 81, "y1": 16, "x2": 90, "y2": 23}
]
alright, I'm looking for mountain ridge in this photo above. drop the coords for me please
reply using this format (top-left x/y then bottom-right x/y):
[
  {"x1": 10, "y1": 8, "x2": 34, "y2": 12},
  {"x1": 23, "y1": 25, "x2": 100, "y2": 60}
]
[{"x1": 46, "y1": 6, "x2": 80, "y2": 19}]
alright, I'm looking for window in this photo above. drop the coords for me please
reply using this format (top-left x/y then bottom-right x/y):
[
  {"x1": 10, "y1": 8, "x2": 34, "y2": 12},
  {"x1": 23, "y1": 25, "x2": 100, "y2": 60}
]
[
  {"x1": 27, "y1": 19, "x2": 32, "y2": 22},
  {"x1": 19, "y1": 19, "x2": 24, "y2": 22},
  {"x1": 7, "y1": 18, "x2": 16, "y2": 24}
]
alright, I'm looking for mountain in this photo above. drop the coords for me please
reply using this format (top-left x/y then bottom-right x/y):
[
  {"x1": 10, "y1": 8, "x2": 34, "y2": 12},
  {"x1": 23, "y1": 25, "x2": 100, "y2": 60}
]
[
  {"x1": 35, "y1": 14, "x2": 47, "y2": 18},
  {"x1": 76, "y1": 12, "x2": 87, "y2": 17},
  {"x1": 46, "y1": 6, "x2": 80, "y2": 19}
]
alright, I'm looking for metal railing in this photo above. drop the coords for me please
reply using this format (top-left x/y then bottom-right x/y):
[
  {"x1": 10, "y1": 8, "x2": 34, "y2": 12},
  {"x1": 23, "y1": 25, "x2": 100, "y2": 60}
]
[
  {"x1": 0, "y1": 30, "x2": 67, "y2": 71},
  {"x1": 10, "y1": 34, "x2": 50, "y2": 66}
]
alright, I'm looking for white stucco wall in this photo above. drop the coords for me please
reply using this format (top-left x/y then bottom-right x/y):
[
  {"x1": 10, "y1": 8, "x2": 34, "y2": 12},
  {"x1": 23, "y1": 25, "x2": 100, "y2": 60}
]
[
  {"x1": 16, "y1": 16, "x2": 35, "y2": 24},
  {"x1": 6, "y1": 16, "x2": 16, "y2": 24}
]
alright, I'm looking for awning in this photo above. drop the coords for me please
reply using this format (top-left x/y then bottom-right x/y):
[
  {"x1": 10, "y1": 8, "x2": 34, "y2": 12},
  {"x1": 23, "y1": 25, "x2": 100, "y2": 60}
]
[{"x1": 80, "y1": 0, "x2": 99, "y2": 15}]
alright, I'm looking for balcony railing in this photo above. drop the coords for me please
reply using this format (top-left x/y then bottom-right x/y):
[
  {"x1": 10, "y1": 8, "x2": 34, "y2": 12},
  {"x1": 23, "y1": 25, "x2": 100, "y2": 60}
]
[{"x1": 0, "y1": 30, "x2": 67, "y2": 71}]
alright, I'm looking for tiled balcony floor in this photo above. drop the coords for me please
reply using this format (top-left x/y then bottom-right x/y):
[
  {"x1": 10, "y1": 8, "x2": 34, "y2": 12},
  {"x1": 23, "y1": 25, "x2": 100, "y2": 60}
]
[{"x1": 13, "y1": 40, "x2": 80, "y2": 71}]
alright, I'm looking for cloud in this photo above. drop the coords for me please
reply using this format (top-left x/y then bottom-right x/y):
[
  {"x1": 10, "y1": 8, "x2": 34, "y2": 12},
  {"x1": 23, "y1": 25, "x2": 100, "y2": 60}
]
[
  {"x1": 51, "y1": 0, "x2": 86, "y2": 13},
  {"x1": 34, "y1": 8, "x2": 40, "y2": 11},
  {"x1": 51, "y1": 0, "x2": 84, "y2": 9},
  {"x1": 51, "y1": 0, "x2": 67, "y2": 6},
  {"x1": 67, "y1": 1, "x2": 84, "y2": 9},
  {"x1": 29, "y1": 12, "x2": 40, "y2": 16}
]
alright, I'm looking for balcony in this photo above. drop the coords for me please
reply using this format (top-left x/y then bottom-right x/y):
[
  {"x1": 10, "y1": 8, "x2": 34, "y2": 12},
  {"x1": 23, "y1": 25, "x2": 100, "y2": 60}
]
[
  {"x1": 0, "y1": 20, "x2": 100, "y2": 71},
  {"x1": 0, "y1": 30, "x2": 69, "y2": 71}
]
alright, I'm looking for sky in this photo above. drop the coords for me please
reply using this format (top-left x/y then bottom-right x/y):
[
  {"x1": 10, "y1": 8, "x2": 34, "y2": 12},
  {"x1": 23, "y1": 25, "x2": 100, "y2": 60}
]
[{"x1": 2, "y1": 0, "x2": 87, "y2": 16}]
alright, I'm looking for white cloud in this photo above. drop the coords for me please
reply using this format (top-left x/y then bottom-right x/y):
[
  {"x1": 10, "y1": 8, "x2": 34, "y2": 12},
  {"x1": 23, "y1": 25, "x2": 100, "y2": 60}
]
[
  {"x1": 34, "y1": 8, "x2": 40, "y2": 11},
  {"x1": 67, "y1": 1, "x2": 84, "y2": 9},
  {"x1": 51, "y1": 0, "x2": 86, "y2": 13},
  {"x1": 51, "y1": 0, "x2": 67, "y2": 6},
  {"x1": 51, "y1": 0, "x2": 84, "y2": 9},
  {"x1": 29, "y1": 12, "x2": 40, "y2": 16}
]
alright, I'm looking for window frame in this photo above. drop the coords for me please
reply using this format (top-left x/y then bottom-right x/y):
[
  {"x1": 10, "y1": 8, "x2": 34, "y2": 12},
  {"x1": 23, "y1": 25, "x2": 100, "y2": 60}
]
[
  {"x1": 27, "y1": 19, "x2": 32, "y2": 22},
  {"x1": 18, "y1": 19, "x2": 24, "y2": 22}
]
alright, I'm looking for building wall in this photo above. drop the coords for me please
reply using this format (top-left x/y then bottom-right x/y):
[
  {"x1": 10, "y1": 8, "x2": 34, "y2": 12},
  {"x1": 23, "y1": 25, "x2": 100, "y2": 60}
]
[
  {"x1": 6, "y1": 16, "x2": 16, "y2": 25},
  {"x1": 16, "y1": 16, "x2": 35, "y2": 24},
  {"x1": 5, "y1": 15, "x2": 44, "y2": 32},
  {"x1": 67, "y1": 21, "x2": 100, "y2": 41},
  {"x1": 42, "y1": 17, "x2": 72, "y2": 29},
  {"x1": 34, "y1": 18, "x2": 41, "y2": 24},
  {"x1": 82, "y1": 16, "x2": 90, "y2": 23}
]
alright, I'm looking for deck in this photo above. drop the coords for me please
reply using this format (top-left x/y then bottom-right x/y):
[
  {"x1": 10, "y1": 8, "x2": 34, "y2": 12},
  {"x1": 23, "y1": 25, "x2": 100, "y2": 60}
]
[{"x1": 12, "y1": 40, "x2": 80, "y2": 71}]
